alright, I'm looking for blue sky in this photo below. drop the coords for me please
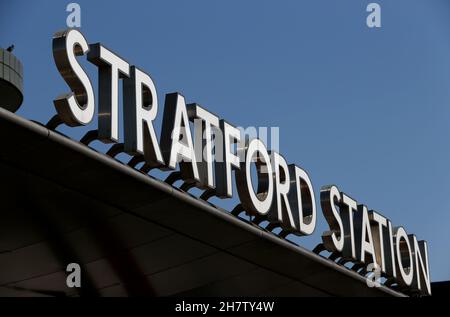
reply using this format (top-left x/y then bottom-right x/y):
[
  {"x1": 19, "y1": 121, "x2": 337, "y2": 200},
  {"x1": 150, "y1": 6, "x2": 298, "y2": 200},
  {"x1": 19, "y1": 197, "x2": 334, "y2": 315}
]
[{"x1": 1, "y1": 0, "x2": 450, "y2": 282}]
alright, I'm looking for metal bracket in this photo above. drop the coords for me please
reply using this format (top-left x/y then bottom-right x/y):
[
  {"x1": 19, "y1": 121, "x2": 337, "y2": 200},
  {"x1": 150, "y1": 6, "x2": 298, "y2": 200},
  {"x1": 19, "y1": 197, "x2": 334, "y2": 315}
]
[
  {"x1": 231, "y1": 204, "x2": 245, "y2": 217},
  {"x1": 106, "y1": 143, "x2": 125, "y2": 158},
  {"x1": 384, "y1": 278, "x2": 396, "y2": 287},
  {"x1": 200, "y1": 188, "x2": 216, "y2": 201},
  {"x1": 312, "y1": 243, "x2": 326, "y2": 254},
  {"x1": 128, "y1": 155, "x2": 145, "y2": 168},
  {"x1": 252, "y1": 215, "x2": 267, "y2": 225},
  {"x1": 140, "y1": 163, "x2": 156, "y2": 174},
  {"x1": 180, "y1": 181, "x2": 196, "y2": 192},
  {"x1": 337, "y1": 258, "x2": 349, "y2": 266},
  {"x1": 165, "y1": 171, "x2": 182, "y2": 185},
  {"x1": 46, "y1": 114, "x2": 63, "y2": 130},
  {"x1": 358, "y1": 267, "x2": 368, "y2": 276},
  {"x1": 265, "y1": 222, "x2": 280, "y2": 232},
  {"x1": 128, "y1": 155, "x2": 160, "y2": 174},
  {"x1": 329, "y1": 252, "x2": 340, "y2": 262},
  {"x1": 350, "y1": 263, "x2": 365, "y2": 272},
  {"x1": 80, "y1": 129, "x2": 99, "y2": 145}
]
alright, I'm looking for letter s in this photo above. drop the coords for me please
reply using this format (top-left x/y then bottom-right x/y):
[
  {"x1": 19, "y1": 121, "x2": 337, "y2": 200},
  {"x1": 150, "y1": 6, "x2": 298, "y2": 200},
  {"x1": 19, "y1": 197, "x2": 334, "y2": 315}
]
[
  {"x1": 52, "y1": 29, "x2": 94, "y2": 126},
  {"x1": 321, "y1": 185, "x2": 344, "y2": 252}
]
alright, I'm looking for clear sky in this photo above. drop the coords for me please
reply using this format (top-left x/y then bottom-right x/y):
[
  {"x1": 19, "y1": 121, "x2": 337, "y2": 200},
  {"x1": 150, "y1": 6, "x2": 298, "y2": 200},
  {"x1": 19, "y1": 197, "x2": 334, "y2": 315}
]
[{"x1": 1, "y1": 0, "x2": 450, "y2": 282}]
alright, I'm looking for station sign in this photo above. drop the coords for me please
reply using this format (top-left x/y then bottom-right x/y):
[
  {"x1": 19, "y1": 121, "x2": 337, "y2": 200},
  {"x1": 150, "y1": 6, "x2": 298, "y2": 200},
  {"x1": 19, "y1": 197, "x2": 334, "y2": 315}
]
[{"x1": 51, "y1": 29, "x2": 431, "y2": 296}]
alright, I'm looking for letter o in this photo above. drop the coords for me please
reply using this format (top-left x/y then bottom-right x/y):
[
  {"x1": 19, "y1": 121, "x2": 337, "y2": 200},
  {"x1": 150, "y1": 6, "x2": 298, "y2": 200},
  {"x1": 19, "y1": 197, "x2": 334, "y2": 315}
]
[
  {"x1": 236, "y1": 139, "x2": 274, "y2": 216},
  {"x1": 394, "y1": 227, "x2": 414, "y2": 286}
]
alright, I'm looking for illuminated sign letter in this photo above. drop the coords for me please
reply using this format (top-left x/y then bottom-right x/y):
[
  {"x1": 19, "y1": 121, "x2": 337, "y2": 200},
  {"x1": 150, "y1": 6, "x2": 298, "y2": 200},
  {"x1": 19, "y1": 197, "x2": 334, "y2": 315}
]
[
  {"x1": 160, "y1": 93, "x2": 200, "y2": 182},
  {"x1": 386, "y1": 220, "x2": 398, "y2": 278},
  {"x1": 409, "y1": 235, "x2": 431, "y2": 295},
  {"x1": 88, "y1": 43, "x2": 130, "y2": 143},
  {"x1": 341, "y1": 193, "x2": 358, "y2": 260},
  {"x1": 268, "y1": 152, "x2": 296, "y2": 231},
  {"x1": 321, "y1": 185, "x2": 344, "y2": 252},
  {"x1": 288, "y1": 164, "x2": 316, "y2": 235},
  {"x1": 52, "y1": 29, "x2": 95, "y2": 126},
  {"x1": 123, "y1": 66, "x2": 164, "y2": 167},
  {"x1": 354, "y1": 205, "x2": 377, "y2": 265},
  {"x1": 394, "y1": 226, "x2": 414, "y2": 287},
  {"x1": 187, "y1": 104, "x2": 220, "y2": 189},
  {"x1": 215, "y1": 120, "x2": 241, "y2": 198},
  {"x1": 235, "y1": 138, "x2": 274, "y2": 215},
  {"x1": 369, "y1": 210, "x2": 389, "y2": 273}
]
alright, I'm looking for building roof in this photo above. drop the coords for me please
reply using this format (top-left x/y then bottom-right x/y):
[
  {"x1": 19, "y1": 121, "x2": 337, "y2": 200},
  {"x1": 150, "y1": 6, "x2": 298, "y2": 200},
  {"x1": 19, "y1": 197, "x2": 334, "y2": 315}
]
[{"x1": 0, "y1": 108, "x2": 404, "y2": 297}]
